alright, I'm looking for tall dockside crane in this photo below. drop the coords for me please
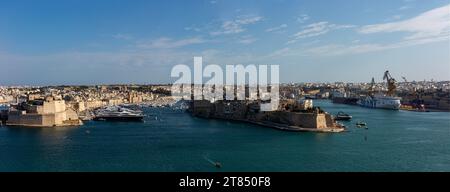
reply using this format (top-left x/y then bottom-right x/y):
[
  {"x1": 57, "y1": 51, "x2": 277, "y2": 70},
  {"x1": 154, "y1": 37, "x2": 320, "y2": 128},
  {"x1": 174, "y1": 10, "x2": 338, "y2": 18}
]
[
  {"x1": 383, "y1": 70, "x2": 397, "y2": 96},
  {"x1": 402, "y1": 76, "x2": 410, "y2": 91}
]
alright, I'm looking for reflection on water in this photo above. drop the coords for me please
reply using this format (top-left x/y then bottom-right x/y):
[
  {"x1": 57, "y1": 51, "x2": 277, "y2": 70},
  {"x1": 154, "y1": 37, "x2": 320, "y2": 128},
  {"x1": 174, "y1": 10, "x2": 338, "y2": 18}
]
[
  {"x1": 5, "y1": 126, "x2": 76, "y2": 144},
  {"x1": 313, "y1": 133, "x2": 332, "y2": 142}
]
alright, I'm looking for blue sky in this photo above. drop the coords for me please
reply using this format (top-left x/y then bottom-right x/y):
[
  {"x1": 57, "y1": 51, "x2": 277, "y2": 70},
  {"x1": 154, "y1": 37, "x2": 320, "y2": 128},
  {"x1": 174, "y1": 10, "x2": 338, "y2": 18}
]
[{"x1": 0, "y1": 0, "x2": 449, "y2": 85}]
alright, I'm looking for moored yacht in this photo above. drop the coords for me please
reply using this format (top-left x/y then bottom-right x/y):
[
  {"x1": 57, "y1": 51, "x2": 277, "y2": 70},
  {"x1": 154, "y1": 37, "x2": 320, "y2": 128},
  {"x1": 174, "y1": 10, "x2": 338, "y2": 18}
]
[{"x1": 93, "y1": 106, "x2": 144, "y2": 121}]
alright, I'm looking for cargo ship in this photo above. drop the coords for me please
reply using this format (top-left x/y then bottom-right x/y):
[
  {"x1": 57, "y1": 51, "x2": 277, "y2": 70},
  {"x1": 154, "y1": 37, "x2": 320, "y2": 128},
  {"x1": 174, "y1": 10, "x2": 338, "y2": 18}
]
[{"x1": 93, "y1": 106, "x2": 144, "y2": 121}]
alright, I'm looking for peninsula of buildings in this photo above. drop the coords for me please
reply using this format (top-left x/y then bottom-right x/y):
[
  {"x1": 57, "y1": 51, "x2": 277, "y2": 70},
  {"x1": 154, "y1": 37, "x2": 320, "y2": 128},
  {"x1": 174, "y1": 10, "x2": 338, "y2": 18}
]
[{"x1": 190, "y1": 98, "x2": 345, "y2": 133}]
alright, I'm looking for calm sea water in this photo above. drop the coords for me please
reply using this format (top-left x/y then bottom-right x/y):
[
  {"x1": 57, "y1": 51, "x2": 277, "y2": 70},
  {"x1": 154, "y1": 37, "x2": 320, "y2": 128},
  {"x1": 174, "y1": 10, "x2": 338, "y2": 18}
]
[{"x1": 1, "y1": 100, "x2": 449, "y2": 172}]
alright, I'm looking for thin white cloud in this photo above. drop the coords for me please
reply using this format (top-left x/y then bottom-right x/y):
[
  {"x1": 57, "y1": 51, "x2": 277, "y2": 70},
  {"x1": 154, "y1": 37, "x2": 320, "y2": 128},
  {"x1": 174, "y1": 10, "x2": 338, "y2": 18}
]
[
  {"x1": 294, "y1": 22, "x2": 331, "y2": 38},
  {"x1": 303, "y1": 33, "x2": 449, "y2": 56},
  {"x1": 212, "y1": 21, "x2": 245, "y2": 35},
  {"x1": 265, "y1": 24, "x2": 288, "y2": 32},
  {"x1": 210, "y1": 15, "x2": 263, "y2": 36},
  {"x1": 386, "y1": 14, "x2": 403, "y2": 21},
  {"x1": 184, "y1": 26, "x2": 202, "y2": 32},
  {"x1": 359, "y1": 4, "x2": 450, "y2": 40},
  {"x1": 268, "y1": 47, "x2": 291, "y2": 57},
  {"x1": 286, "y1": 40, "x2": 297, "y2": 45},
  {"x1": 295, "y1": 22, "x2": 355, "y2": 38},
  {"x1": 305, "y1": 44, "x2": 382, "y2": 56},
  {"x1": 237, "y1": 35, "x2": 257, "y2": 44},
  {"x1": 235, "y1": 16, "x2": 263, "y2": 25},
  {"x1": 297, "y1": 14, "x2": 310, "y2": 23},
  {"x1": 137, "y1": 37, "x2": 207, "y2": 49},
  {"x1": 112, "y1": 33, "x2": 133, "y2": 40},
  {"x1": 399, "y1": 5, "x2": 411, "y2": 11},
  {"x1": 237, "y1": 39, "x2": 257, "y2": 44},
  {"x1": 287, "y1": 22, "x2": 354, "y2": 44}
]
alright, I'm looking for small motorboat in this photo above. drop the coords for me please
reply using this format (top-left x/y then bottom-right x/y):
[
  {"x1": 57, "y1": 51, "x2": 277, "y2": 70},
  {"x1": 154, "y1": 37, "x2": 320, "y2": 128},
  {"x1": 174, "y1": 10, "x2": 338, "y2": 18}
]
[
  {"x1": 204, "y1": 155, "x2": 222, "y2": 168},
  {"x1": 214, "y1": 162, "x2": 222, "y2": 168},
  {"x1": 356, "y1": 121, "x2": 367, "y2": 128},
  {"x1": 335, "y1": 111, "x2": 352, "y2": 121},
  {"x1": 336, "y1": 122, "x2": 346, "y2": 128}
]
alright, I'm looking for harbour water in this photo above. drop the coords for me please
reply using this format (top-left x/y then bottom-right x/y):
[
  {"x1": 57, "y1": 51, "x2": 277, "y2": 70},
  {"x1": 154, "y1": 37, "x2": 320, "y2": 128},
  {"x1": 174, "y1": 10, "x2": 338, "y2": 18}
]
[{"x1": 0, "y1": 100, "x2": 449, "y2": 172}]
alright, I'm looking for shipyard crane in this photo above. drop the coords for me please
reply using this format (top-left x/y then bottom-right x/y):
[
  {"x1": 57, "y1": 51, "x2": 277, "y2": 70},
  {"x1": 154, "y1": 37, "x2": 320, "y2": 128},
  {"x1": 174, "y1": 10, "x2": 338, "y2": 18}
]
[
  {"x1": 383, "y1": 70, "x2": 397, "y2": 96},
  {"x1": 402, "y1": 76, "x2": 407, "y2": 83},
  {"x1": 402, "y1": 76, "x2": 410, "y2": 91}
]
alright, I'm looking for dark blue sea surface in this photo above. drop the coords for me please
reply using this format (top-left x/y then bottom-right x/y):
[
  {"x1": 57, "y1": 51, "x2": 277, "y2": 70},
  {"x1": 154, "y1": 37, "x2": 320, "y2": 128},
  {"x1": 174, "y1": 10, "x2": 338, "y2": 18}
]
[{"x1": 0, "y1": 100, "x2": 449, "y2": 171}]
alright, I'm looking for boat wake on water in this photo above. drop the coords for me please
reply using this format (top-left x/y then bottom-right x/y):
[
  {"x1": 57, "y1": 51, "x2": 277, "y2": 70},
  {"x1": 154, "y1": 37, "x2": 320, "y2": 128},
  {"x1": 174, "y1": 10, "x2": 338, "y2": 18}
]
[{"x1": 203, "y1": 155, "x2": 222, "y2": 168}]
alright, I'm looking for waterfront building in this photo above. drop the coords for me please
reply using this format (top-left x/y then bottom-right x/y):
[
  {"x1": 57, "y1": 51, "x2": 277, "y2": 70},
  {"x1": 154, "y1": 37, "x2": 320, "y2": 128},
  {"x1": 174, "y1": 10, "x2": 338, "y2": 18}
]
[{"x1": 7, "y1": 96, "x2": 82, "y2": 127}]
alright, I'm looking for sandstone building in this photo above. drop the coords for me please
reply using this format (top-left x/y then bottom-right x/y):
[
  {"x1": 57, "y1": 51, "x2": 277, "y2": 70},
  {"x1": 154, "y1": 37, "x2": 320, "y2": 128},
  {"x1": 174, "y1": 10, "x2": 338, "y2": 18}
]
[{"x1": 7, "y1": 96, "x2": 82, "y2": 127}]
